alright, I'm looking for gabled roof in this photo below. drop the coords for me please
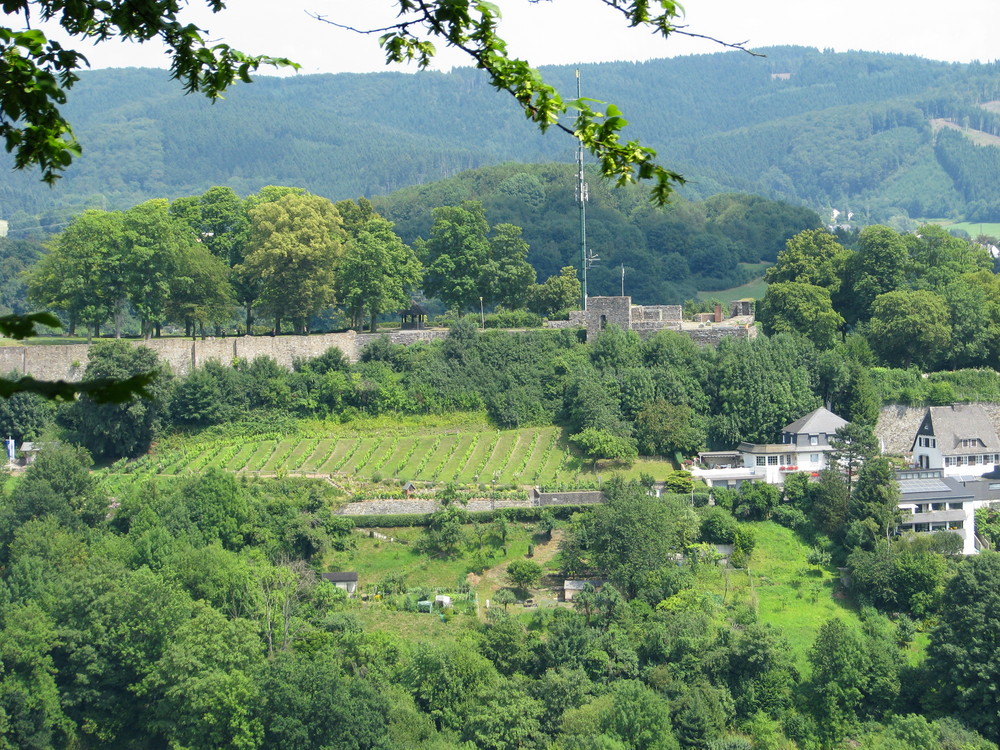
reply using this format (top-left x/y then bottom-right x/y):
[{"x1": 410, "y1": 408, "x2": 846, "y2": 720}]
[
  {"x1": 782, "y1": 407, "x2": 847, "y2": 436},
  {"x1": 917, "y1": 404, "x2": 1000, "y2": 454},
  {"x1": 322, "y1": 572, "x2": 358, "y2": 582},
  {"x1": 400, "y1": 302, "x2": 427, "y2": 316}
]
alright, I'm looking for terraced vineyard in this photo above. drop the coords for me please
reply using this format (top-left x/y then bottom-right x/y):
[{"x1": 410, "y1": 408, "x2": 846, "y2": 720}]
[{"x1": 98, "y1": 416, "x2": 605, "y2": 491}]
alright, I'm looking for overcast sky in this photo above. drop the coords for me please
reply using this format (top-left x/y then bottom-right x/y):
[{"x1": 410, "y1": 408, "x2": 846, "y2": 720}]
[{"x1": 25, "y1": 0, "x2": 1000, "y2": 76}]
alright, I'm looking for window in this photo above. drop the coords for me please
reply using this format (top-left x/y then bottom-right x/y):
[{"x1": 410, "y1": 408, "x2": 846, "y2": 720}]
[
  {"x1": 810, "y1": 435, "x2": 818, "y2": 446},
  {"x1": 810, "y1": 453, "x2": 820, "y2": 463},
  {"x1": 767, "y1": 456, "x2": 778, "y2": 466},
  {"x1": 756, "y1": 456, "x2": 766, "y2": 466},
  {"x1": 946, "y1": 456, "x2": 958, "y2": 467},
  {"x1": 948, "y1": 502, "x2": 963, "y2": 510}
]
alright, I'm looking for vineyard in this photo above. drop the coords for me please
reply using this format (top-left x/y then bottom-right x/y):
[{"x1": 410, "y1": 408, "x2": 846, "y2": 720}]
[{"x1": 97, "y1": 416, "x2": 607, "y2": 494}]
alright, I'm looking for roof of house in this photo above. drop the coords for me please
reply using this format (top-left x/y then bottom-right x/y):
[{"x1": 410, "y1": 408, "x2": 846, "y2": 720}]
[
  {"x1": 322, "y1": 572, "x2": 358, "y2": 583},
  {"x1": 737, "y1": 442, "x2": 831, "y2": 454},
  {"x1": 782, "y1": 407, "x2": 847, "y2": 436},
  {"x1": 898, "y1": 476, "x2": 974, "y2": 502},
  {"x1": 918, "y1": 404, "x2": 1000, "y2": 454}
]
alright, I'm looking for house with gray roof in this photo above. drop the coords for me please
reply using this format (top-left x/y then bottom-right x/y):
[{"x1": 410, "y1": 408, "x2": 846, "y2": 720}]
[
  {"x1": 693, "y1": 407, "x2": 848, "y2": 487},
  {"x1": 911, "y1": 404, "x2": 1000, "y2": 476}
]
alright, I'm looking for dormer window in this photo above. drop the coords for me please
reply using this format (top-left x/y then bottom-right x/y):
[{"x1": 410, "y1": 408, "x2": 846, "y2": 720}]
[
  {"x1": 810, "y1": 435, "x2": 818, "y2": 446},
  {"x1": 960, "y1": 438, "x2": 984, "y2": 448}
]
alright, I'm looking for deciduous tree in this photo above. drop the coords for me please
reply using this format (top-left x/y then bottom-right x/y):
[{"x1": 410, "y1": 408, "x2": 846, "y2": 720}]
[
  {"x1": 240, "y1": 193, "x2": 347, "y2": 333},
  {"x1": 867, "y1": 289, "x2": 951, "y2": 369},
  {"x1": 337, "y1": 214, "x2": 421, "y2": 332},
  {"x1": 758, "y1": 281, "x2": 844, "y2": 349}
]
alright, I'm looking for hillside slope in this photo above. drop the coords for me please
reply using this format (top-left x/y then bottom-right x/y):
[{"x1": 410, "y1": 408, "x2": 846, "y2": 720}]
[{"x1": 5, "y1": 47, "x2": 1000, "y2": 235}]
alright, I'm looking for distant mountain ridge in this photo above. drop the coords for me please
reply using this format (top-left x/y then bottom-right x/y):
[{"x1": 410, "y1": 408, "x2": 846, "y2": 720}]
[{"x1": 4, "y1": 46, "x2": 1000, "y2": 236}]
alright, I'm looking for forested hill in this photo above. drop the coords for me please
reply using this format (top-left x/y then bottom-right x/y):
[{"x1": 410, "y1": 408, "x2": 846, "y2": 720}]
[
  {"x1": 371, "y1": 164, "x2": 821, "y2": 301},
  {"x1": 5, "y1": 46, "x2": 1000, "y2": 235}
]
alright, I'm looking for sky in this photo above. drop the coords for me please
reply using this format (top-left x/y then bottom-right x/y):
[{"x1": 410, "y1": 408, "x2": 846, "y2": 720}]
[{"x1": 24, "y1": 0, "x2": 1000, "y2": 77}]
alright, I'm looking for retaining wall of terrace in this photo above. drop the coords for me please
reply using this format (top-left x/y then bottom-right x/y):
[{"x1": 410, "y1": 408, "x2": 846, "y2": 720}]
[
  {"x1": 337, "y1": 491, "x2": 607, "y2": 516},
  {"x1": 0, "y1": 329, "x2": 452, "y2": 382}
]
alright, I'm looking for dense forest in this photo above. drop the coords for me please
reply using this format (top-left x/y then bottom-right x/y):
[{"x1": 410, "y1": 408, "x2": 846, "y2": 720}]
[
  {"x1": 7, "y1": 322, "x2": 1000, "y2": 748},
  {"x1": 4, "y1": 47, "x2": 1000, "y2": 237}
]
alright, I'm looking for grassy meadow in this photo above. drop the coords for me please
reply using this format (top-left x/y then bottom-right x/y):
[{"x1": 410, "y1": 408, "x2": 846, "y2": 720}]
[
  {"x1": 695, "y1": 262, "x2": 772, "y2": 304},
  {"x1": 318, "y1": 518, "x2": 879, "y2": 672}
]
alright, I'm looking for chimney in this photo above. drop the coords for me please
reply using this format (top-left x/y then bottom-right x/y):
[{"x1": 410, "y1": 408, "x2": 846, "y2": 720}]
[{"x1": 714, "y1": 304, "x2": 723, "y2": 323}]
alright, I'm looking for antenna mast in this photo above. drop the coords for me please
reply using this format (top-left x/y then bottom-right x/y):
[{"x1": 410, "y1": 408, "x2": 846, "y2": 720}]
[{"x1": 576, "y1": 69, "x2": 588, "y2": 311}]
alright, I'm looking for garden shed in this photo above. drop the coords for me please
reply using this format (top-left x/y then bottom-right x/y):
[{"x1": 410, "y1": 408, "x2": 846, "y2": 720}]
[{"x1": 321, "y1": 571, "x2": 359, "y2": 595}]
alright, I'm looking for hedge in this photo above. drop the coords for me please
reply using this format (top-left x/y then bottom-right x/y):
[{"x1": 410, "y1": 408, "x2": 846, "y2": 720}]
[{"x1": 344, "y1": 504, "x2": 593, "y2": 528}]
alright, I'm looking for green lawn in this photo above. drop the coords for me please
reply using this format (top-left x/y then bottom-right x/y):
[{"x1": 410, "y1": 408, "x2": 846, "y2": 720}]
[
  {"x1": 695, "y1": 263, "x2": 771, "y2": 304},
  {"x1": 326, "y1": 523, "x2": 544, "y2": 600},
  {"x1": 942, "y1": 221, "x2": 1000, "y2": 238},
  {"x1": 698, "y1": 522, "x2": 860, "y2": 674},
  {"x1": 319, "y1": 518, "x2": 897, "y2": 675}
]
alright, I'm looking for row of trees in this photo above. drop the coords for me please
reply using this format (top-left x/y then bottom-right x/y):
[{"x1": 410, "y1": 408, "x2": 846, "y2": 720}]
[
  {"x1": 759, "y1": 224, "x2": 1000, "y2": 371},
  {"x1": 26, "y1": 188, "x2": 582, "y2": 339}
]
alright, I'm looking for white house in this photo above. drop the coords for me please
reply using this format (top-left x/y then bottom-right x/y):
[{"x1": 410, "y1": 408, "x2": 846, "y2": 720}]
[
  {"x1": 910, "y1": 404, "x2": 1000, "y2": 477},
  {"x1": 694, "y1": 407, "x2": 847, "y2": 488},
  {"x1": 894, "y1": 468, "x2": 980, "y2": 554}
]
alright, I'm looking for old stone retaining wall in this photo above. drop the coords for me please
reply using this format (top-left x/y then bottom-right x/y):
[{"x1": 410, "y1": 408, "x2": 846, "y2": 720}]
[
  {"x1": 0, "y1": 329, "x2": 453, "y2": 382},
  {"x1": 337, "y1": 491, "x2": 607, "y2": 516},
  {"x1": 536, "y1": 491, "x2": 604, "y2": 506}
]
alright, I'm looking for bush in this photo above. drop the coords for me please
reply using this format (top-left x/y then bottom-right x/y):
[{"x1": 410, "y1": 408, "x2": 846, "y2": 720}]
[
  {"x1": 771, "y1": 504, "x2": 810, "y2": 532},
  {"x1": 483, "y1": 309, "x2": 543, "y2": 329},
  {"x1": 342, "y1": 504, "x2": 589, "y2": 528},
  {"x1": 699, "y1": 506, "x2": 738, "y2": 543}
]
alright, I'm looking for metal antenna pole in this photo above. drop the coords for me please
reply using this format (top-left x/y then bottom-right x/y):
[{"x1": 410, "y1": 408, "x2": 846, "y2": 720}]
[
  {"x1": 576, "y1": 69, "x2": 588, "y2": 311},
  {"x1": 621, "y1": 262, "x2": 625, "y2": 296}
]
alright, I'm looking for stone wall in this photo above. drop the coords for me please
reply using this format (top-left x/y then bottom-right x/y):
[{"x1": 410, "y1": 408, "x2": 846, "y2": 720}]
[
  {"x1": 536, "y1": 491, "x2": 605, "y2": 506},
  {"x1": 0, "y1": 329, "x2": 455, "y2": 382},
  {"x1": 2, "y1": 313, "x2": 755, "y2": 383},
  {"x1": 584, "y1": 296, "x2": 632, "y2": 339},
  {"x1": 355, "y1": 329, "x2": 449, "y2": 355},
  {"x1": 684, "y1": 324, "x2": 757, "y2": 345},
  {"x1": 633, "y1": 305, "x2": 682, "y2": 322},
  {"x1": 337, "y1": 490, "x2": 607, "y2": 516}
]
